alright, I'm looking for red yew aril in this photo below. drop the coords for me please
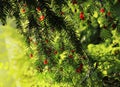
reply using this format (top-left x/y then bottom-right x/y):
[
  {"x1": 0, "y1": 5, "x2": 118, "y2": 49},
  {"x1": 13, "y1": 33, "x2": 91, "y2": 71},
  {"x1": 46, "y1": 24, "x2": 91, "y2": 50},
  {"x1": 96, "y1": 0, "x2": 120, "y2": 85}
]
[
  {"x1": 45, "y1": 39, "x2": 49, "y2": 43},
  {"x1": 76, "y1": 63, "x2": 83, "y2": 73},
  {"x1": 60, "y1": 11, "x2": 64, "y2": 15},
  {"x1": 71, "y1": 50, "x2": 75, "y2": 53},
  {"x1": 71, "y1": 0, "x2": 77, "y2": 4},
  {"x1": 100, "y1": 8, "x2": 105, "y2": 13},
  {"x1": 36, "y1": 7, "x2": 41, "y2": 12},
  {"x1": 39, "y1": 15, "x2": 45, "y2": 21},
  {"x1": 69, "y1": 55, "x2": 73, "y2": 58},
  {"x1": 54, "y1": 50, "x2": 58, "y2": 55},
  {"x1": 107, "y1": 12, "x2": 111, "y2": 16},
  {"x1": 30, "y1": 54, "x2": 33, "y2": 58},
  {"x1": 44, "y1": 59, "x2": 48, "y2": 64},
  {"x1": 76, "y1": 68, "x2": 81, "y2": 73},
  {"x1": 80, "y1": 12, "x2": 84, "y2": 20},
  {"x1": 80, "y1": 63, "x2": 83, "y2": 68},
  {"x1": 21, "y1": 8, "x2": 26, "y2": 13}
]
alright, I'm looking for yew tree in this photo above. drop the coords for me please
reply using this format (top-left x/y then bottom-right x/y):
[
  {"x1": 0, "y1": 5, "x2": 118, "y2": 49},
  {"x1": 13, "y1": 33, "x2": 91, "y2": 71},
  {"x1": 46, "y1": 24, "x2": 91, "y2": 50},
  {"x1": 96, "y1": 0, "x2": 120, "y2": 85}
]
[{"x1": 0, "y1": 0, "x2": 120, "y2": 87}]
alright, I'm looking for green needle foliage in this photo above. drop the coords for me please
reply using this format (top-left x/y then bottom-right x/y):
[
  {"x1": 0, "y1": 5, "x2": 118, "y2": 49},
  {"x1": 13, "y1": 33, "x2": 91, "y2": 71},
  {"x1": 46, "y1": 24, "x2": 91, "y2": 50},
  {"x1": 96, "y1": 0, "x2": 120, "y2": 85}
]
[{"x1": 0, "y1": 0, "x2": 120, "y2": 87}]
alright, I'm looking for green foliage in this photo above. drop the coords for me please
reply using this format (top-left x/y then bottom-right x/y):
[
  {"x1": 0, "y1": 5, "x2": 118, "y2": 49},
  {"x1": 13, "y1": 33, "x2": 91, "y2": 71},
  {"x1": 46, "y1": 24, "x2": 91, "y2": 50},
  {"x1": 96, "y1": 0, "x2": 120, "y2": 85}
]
[{"x1": 0, "y1": 0, "x2": 120, "y2": 87}]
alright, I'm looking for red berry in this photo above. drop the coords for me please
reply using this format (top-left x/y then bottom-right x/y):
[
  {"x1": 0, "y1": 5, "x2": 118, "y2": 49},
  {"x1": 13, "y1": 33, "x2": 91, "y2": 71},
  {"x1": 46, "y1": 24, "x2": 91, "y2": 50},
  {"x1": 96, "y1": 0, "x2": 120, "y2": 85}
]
[
  {"x1": 54, "y1": 50, "x2": 58, "y2": 55},
  {"x1": 39, "y1": 15, "x2": 45, "y2": 21},
  {"x1": 79, "y1": 12, "x2": 84, "y2": 20},
  {"x1": 60, "y1": 11, "x2": 64, "y2": 15},
  {"x1": 21, "y1": 8, "x2": 26, "y2": 13},
  {"x1": 30, "y1": 54, "x2": 33, "y2": 58},
  {"x1": 36, "y1": 7, "x2": 41, "y2": 12},
  {"x1": 76, "y1": 63, "x2": 83, "y2": 73},
  {"x1": 69, "y1": 55, "x2": 73, "y2": 58},
  {"x1": 79, "y1": 63, "x2": 83, "y2": 68},
  {"x1": 100, "y1": 8, "x2": 105, "y2": 13},
  {"x1": 71, "y1": 0, "x2": 77, "y2": 4},
  {"x1": 44, "y1": 59, "x2": 48, "y2": 64},
  {"x1": 71, "y1": 50, "x2": 75, "y2": 53},
  {"x1": 107, "y1": 12, "x2": 111, "y2": 16},
  {"x1": 76, "y1": 68, "x2": 81, "y2": 73},
  {"x1": 45, "y1": 39, "x2": 48, "y2": 43}
]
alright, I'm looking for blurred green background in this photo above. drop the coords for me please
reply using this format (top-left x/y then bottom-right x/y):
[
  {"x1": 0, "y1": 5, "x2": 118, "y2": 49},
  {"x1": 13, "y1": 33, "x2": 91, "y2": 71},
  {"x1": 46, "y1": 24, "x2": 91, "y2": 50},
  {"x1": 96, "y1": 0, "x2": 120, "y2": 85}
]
[{"x1": 0, "y1": 18, "x2": 22, "y2": 87}]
